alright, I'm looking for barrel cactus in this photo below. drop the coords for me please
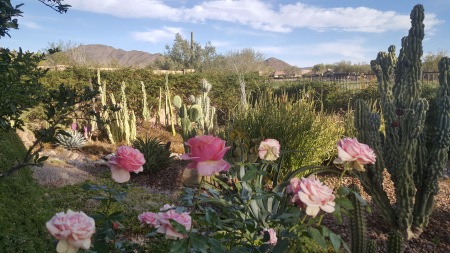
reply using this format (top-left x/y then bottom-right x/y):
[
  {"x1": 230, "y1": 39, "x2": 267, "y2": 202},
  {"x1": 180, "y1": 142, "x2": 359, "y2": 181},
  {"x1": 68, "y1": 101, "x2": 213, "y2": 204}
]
[{"x1": 353, "y1": 4, "x2": 450, "y2": 240}]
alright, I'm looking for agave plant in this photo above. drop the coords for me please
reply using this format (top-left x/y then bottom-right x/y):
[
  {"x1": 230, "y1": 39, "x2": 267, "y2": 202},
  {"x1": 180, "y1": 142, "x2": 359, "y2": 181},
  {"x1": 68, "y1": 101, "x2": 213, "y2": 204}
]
[{"x1": 56, "y1": 130, "x2": 87, "y2": 150}]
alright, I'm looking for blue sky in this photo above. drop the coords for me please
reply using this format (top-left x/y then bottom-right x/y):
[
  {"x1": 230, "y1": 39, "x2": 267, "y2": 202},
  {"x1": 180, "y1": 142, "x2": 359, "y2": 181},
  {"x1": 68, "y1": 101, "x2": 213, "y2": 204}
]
[{"x1": 2, "y1": 0, "x2": 450, "y2": 67}]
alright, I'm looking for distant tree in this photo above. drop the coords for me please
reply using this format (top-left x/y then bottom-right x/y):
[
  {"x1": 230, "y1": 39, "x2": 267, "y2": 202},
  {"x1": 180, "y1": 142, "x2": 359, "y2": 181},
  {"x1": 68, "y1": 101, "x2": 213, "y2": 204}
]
[
  {"x1": 43, "y1": 40, "x2": 87, "y2": 66},
  {"x1": 156, "y1": 33, "x2": 217, "y2": 71},
  {"x1": 422, "y1": 50, "x2": 448, "y2": 72},
  {"x1": 332, "y1": 60, "x2": 371, "y2": 74},
  {"x1": 223, "y1": 48, "x2": 267, "y2": 74},
  {"x1": 312, "y1": 63, "x2": 326, "y2": 74}
]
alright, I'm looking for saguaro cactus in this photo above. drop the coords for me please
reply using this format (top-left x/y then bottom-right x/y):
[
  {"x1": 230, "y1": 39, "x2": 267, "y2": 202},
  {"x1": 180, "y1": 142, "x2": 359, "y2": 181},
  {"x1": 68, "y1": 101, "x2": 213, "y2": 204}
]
[{"x1": 353, "y1": 4, "x2": 450, "y2": 240}]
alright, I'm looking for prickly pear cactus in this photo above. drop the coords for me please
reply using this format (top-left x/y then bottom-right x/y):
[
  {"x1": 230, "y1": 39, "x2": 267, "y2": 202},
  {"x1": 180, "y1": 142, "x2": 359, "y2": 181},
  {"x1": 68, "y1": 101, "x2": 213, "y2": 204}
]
[{"x1": 353, "y1": 4, "x2": 450, "y2": 240}]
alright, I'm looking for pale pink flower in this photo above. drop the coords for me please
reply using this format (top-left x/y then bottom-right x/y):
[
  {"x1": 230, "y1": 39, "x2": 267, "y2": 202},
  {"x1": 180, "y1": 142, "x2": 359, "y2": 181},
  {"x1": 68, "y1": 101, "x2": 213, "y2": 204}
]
[
  {"x1": 108, "y1": 146, "x2": 145, "y2": 183},
  {"x1": 258, "y1": 139, "x2": 280, "y2": 161},
  {"x1": 138, "y1": 212, "x2": 160, "y2": 228},
  {"x1": 288, "y1": 176, "x2": 335, "y2": 217},
  {"x1": 180, "y1": 135, "x2": 231, "y2": 176},
  {"x1": 139, "y1": 204, "x2": 192, "y2": 240},
  {"x1": 157, "y1": 209, "x2": 192, "y2": 240},
  {"x1": 333, "y1": 138, "x2": 376, "y2": 171},
  {"x1": 261, "y1": 228, "x2": 278, "y2": 245},
  {"x1": 46, "y1": 210, "x2": 95, "y2": 253}
]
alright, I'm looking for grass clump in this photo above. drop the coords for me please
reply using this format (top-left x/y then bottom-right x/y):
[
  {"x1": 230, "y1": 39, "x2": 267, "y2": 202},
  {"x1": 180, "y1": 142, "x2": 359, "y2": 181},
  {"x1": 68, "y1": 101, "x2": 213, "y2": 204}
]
[
  {"x1": 229, "y1": 91, "x2": 344, "y2": 178},
  {"x1": 132, "y1": 137, "x2": 174, "y2": 174}
]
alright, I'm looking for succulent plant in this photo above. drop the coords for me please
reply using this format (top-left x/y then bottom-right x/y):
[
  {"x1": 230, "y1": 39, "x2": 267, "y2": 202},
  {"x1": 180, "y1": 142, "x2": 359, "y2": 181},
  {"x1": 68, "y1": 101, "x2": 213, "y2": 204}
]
[
  {"x1": 132, "y1": 137, "x2": 174, "y2": 173},
  {"x1": 56, "y1": 130, "x2": 87, "y2": 150}
]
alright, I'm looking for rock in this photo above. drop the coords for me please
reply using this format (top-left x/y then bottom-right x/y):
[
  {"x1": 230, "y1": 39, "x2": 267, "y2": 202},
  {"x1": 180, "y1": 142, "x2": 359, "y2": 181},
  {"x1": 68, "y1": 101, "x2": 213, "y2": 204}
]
[{"x1": 15, "y1": 127, "x2": 36, "y2": 149}]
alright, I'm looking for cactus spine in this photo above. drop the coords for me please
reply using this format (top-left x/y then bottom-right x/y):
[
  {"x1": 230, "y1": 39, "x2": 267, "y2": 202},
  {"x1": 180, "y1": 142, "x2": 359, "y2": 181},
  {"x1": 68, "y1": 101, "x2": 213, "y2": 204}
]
[{"x1": 353, "y1": 5, "x2": 450, "y2": 240}]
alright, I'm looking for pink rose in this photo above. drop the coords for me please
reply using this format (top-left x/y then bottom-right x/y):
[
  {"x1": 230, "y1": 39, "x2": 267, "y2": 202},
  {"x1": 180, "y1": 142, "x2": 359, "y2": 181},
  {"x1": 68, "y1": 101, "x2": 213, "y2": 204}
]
[
  {"x1": 46, "y1": 210, "x2": 95, "y2": 253},
  {"x1": 108, "y1": 146, "x2": 145, "y2": 183},
  {"x1": 333, "y1": 138, "x2": 376, "y2": 171},
  {"x1": 138, "y1": 212, "x2": 161, "y2": 228},
  {"x1": 157, "y1": 209, "x2": 192, "y2": 240},
  {"x1": 258, "y1": 139, "x2": 280, "y2": 161},
  {"x1": 261, "y1": 228, "x2": 278, "y2": 245},
  {"x1": 139, "y1": 204, "x2": 192, "y2": 240},
  {"x1": 288, "y1": 176, "x2": 335, "y2": 217},
  {"x1": 180, "y1": 135, "x2": 231, "y2": 176}
]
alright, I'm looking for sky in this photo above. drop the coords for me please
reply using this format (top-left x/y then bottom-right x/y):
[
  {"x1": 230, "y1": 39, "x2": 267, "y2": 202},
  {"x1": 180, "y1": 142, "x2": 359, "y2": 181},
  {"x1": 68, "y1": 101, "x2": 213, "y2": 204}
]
[{"x1": 2, "y1": 0, "x2": 450, "y2": 67}]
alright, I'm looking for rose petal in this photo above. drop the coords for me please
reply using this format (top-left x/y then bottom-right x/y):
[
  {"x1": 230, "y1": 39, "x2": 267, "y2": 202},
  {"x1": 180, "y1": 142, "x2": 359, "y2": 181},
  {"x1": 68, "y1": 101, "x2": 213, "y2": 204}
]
[{"x1": 110, "y1": 164, "x2": 131, "y2": 183}]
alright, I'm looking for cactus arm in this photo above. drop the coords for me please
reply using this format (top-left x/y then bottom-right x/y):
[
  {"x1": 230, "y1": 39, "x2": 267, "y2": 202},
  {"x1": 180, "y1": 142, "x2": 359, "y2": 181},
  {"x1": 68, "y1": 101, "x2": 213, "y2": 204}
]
[
  {"x1": 387, "y1": 231, "x2": 404, "y2": 253},
  {"x1": 412, "y1": 57, "x2": 450, "y2": 233},
  {"x1": 348, "y1": 185, "x2": 367, "y2": 253}
]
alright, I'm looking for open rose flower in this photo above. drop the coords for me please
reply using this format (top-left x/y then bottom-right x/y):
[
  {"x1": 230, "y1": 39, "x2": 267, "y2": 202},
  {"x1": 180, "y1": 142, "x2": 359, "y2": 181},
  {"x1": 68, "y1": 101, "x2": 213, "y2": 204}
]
[
  {"x1": 180, "y1": 135, "x2": 231, "y2": 176},
  {"x1": 333, "y1": 138, "x2": 376, "y2": 172},
  {"x1": 46, "y1": 210, "x2": 95, "y2": 253},
  {"x1": 138, "y1": 204, "x2": 192, "y2": 240},
  {"x1": 288, "y1": 176, "x2": 335, "y2": 217},
  {"x1": 108, "y1": 146, "x2": 145, "y2": 183},
  {"x1": 258, "y1": 139, "x2": 280, "y2": 161},
  {"x1": 261, "y1": 228, "x2": 278, "y2": 245}
]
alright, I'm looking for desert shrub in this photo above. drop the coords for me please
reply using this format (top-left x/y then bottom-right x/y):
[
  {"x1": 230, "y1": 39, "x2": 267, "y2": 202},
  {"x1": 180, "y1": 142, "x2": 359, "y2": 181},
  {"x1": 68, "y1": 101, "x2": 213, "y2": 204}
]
[
  {"x1": 228, "y1": 91, "x2": 344, "y2": 178},
  {"x1": 132, "y1": 137, "x2": 174, "y2": 173}
]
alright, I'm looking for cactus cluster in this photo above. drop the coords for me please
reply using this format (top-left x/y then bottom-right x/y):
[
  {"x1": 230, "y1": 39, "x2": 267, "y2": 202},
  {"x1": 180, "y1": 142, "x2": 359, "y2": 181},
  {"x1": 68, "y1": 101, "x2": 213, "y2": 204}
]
[
  {"x1": 96, "y1": 70, "x2": 137, "y2": 145},
  {"x1": 172, "y1": 79, "x2": 217, "y2": 150},
  {"x1": 56, "y1": 130, "x2": 87, "y2": 150},
  {"x1": 353, "y1": 4, "x2": 450, "y2": 240}
]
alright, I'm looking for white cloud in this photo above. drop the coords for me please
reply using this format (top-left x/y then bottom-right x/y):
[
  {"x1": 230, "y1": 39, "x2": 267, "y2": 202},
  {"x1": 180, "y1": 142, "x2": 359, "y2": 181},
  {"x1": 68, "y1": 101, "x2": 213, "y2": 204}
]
[
  {"x1": 68, "y1": 0, "x2": 442, "y2": 33},
  {"x1": 131, "y1": 26, "x2": 183, "y2": 43},
  {"x1": 254, "y1": 38, "x2": 372, "y2": 67},
  {"x1": 21, "y1": 21, "x2": 42, "y2": 29}
]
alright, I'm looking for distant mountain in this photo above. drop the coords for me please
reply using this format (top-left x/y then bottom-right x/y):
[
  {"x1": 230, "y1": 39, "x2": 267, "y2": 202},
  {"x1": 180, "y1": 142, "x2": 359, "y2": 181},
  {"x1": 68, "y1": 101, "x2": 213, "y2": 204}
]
[
  {"x1": 264, "y1": 57, "x2": 302, "y2": 72},
  {"x1": 78, "y1": 44, "x2": 162, "y2": 68},
  {"x1": 44, "y1": 44, "x2": 300, "y2": 71}
]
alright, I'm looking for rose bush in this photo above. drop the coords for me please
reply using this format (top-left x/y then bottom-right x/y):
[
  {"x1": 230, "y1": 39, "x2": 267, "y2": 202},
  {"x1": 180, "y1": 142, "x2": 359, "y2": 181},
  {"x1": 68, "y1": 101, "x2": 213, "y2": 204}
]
[
  {"x1": 180, "y1": 135, "x2": 231, "y2": 176},
  {"x1": 288, "y1": 176, "x2": 336, "y2": 217},
  {"x1": 333, "y1": 137, "x2": 376, "y2": 171},
  {"x1": 258, "y1": 138, "x2": 280, "y2": 161},
  {"x1": 46, "y1": 210, "x2": 95, "y2": 253},
  {"x1": 108, "y1": 145, "x2": 145, "y2": 183}
]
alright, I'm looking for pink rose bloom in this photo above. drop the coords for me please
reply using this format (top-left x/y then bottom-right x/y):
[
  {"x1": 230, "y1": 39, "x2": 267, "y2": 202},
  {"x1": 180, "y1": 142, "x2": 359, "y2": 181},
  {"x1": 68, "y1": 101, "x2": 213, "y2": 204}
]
[
  {"x1": 261, "y1": 228, "x2": 278, "y2": 245},
  {"x1": 157, "y1": 208, "x2": 192, "y2": 240},
  {"x1": 108, "y1": 146, "x2": 146, "y2": 183},
  {"x1": 181, "y1": 135, "x2": 231, "y2": 176},
  {"x1": 288, "y1": 176, "x2": 335, "y2": 217},
  {"x1": 333, "y1": 138, "x2": 376, "y2": 172},
  {"x1": 139, "y1": 204, "x2": 192, "y2": 240},
  {"x1": 258, "y1": 139, "x2": 280, "y2": 161},
  {"x1": 46, "y1": 210, "x2": 95, "y2": 253},
  {"x1": 138, "y1": 212, "x2": 160, "y2": 228}
]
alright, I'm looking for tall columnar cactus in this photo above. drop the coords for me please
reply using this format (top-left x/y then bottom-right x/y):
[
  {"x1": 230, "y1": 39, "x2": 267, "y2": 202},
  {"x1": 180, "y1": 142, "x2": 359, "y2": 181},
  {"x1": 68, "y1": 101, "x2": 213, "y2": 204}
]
[
  {"x1": 196, "y1": 79, "x2": 216, "y2": 134},
  {"x1": 353, "y1": 4, "x2": 450, "y2": 240},
  {"x1": 348, "y1": 185, "x2": 367, "y2": 253},
  {"x1": 140, "y1": 81, "x2": 151, "y2": 121}
]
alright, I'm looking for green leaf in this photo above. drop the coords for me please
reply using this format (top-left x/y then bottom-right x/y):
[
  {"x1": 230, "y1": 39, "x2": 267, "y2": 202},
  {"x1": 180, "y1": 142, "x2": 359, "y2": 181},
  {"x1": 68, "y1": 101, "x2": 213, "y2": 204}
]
[
  {"x1": 329, "y1": 231, "x2": 342, "y2": 251},
  {"x1": 190, "y1": 233, "x2": 209, "y2": 253},
  {"x1": 36, "y1": 155, "x2": 49, "y2": 163},
  {"x1": 271, "y1": 238, "x2": 289, "y2": 253},
  {"x1": 170, "y1": 239, "x2": 188, "y2": 253},
  {"x1": 242, "y1": 168, "x2": 258, "y2": 181},
  {"x1": 308, "y1": 227, "x2": 327, "y2": 249},
  {"x1": 335, "y1": 197, "x2": 354, "y2": 210},
  {"x1": 169, "y1": 219, "x2": 187, "y2": 234},
  {"x1": 337, "y1": 186, "x2": 350, "y2": 196}
]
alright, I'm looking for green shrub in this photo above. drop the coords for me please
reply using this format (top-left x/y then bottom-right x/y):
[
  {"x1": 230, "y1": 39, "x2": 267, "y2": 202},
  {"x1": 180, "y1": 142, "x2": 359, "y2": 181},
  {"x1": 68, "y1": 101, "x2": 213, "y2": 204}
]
[
  {"x1": 132, "y1": 137, "x2": 174, "y2": 173},
  {"x1": 228, "y1": 91, "x2": 344, "y2": 178}
]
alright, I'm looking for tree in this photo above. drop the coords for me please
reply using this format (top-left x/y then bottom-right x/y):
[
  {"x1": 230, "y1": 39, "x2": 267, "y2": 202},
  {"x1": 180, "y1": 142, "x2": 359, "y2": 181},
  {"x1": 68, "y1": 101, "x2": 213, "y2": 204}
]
[
  {"x1": 156, "y1": 33, "x2": 217, "y2": 71},
  {"x1": 0, "y1": 0, "x2": 71, "y2": 130},
  {"x1": 42, "y1": 40, "x2": 87, "y2": 66},
  {"x1": 422, "y1": 50, "x2": 448, "y2": 72}
]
